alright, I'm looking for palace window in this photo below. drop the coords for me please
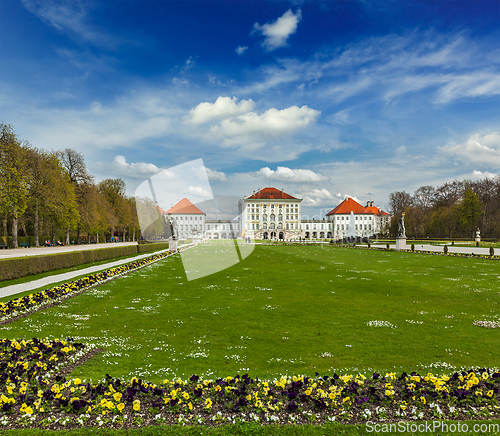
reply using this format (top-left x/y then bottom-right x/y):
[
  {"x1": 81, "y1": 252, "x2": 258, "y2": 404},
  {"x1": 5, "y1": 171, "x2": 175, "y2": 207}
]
[
  {"x1": 278, "y1": 214, "x2": 283, "y2": 221},
  {"x1": 262, "y1": 214, "x2": 267, "y2": 221},
  {"x1": 207, "y1": 225, "x2": 210, "y2": 230},
  {"x1": 263, "y1": 223, "x2": 267, "y2": 229},
  {"x1": 270, "y1": 223, "x2": 275, "y2": 229},
  {"x1": 252, "y1": 215, "x2": 255, "y2": 220},
  {"x1": 286, "y1": 223, "x2": 289, "y2": 230},
  {"x1": 270, "y1": 214, "x2": 275, "y2": 221}
]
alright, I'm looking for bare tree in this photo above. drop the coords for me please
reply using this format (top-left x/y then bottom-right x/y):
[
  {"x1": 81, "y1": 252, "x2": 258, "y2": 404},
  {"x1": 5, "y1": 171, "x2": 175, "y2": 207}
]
[
  {"x1": 413, "y1": 185, "x2": 436, "y2": 213},
  {"x1": 388, "y1": 191, "x2": 412, "y2": 216}
]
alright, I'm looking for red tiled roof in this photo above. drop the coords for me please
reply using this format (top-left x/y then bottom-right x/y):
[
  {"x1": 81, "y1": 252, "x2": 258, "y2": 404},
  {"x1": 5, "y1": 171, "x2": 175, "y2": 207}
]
[
  {"x1": 366, "y1": 206, "x2": 390, "y2": 216},
  {"x1": 247, "y1": 187, "x2": 298, "y2": 200},
  {"x1": 165, "y1": 198, "x2": 205, "y2": 215},
  {"x1": 326, "y1": 197, "x2": 372, "y2": 215}
]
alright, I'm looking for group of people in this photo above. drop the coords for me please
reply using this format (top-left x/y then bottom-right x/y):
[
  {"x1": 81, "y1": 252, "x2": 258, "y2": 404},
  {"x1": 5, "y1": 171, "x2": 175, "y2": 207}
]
[{"x1": 43, "y1": 240, "x2": 63, "y2": 247}]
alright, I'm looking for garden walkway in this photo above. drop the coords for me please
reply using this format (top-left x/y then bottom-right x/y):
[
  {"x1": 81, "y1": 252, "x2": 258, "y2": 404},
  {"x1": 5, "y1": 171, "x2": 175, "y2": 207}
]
[
  {"x1": 0, "y1": 243, "x2": 172, "y2": 299},
  {"x1": 0, "y1": 241, "x2": 138, "y2": 259}
]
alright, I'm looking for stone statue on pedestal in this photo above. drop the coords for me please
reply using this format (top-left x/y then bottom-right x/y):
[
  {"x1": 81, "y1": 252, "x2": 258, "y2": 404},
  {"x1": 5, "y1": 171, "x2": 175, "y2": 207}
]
[
  {"x1": 396, "y1": 213, "x2": 407, "y2": 251},
  {"x1": 397, "y1": 214, "x2": 406, "y2": 238}
]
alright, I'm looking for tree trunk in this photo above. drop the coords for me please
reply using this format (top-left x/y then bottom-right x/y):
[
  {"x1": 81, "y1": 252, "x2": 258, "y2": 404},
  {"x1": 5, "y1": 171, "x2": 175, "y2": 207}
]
[
  {"x1": 21, "y1": 217, "x2": 28, "y2": 237},
  {"x1": 52, "y1": 227, "x2": 56, "y2": 246},
  {"x1": 123, "y1": 228, "x2": 126, "y2": 242},
  {"x1": 65, "y1": 226, "x2": 70, "y2": 245},
  {"x1": 133, "y1": 229, "x2": 136, "y2": 241},
  {"x1": 12, "y1": 214, "x2": 18, "y2": 248},
  {"x1": 2, "y1": 214, "x2": 7, "y2": 237},
  {"x1": 76, "y1": 225, "x2": 80, "y2": 245},
  {"x1": 34, "y1": 202, "x2": 39, "y2": 246},
  {"x1": 96, "y1": 232, "x2": 99, "y2": 244}
]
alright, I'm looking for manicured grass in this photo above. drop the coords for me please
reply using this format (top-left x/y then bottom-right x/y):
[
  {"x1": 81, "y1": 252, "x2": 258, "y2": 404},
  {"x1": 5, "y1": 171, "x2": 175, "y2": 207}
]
[
  {"x1": 1, "y1": 245, "x2": 499, "y2": 383},
  {"x1": 1, "y1": 420, "x2": 500, "y2": 435}
]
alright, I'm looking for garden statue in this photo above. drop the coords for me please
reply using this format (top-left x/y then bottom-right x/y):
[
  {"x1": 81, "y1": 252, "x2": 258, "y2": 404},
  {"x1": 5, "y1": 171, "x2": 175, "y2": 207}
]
[{"x1": 397, "y1": 213, "x2": 406, "y2": 238}]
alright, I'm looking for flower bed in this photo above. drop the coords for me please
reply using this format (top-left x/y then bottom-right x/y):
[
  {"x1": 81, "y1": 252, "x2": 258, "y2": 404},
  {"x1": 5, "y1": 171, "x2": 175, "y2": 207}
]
[
  {"x1": 0, "y1": 338, "x2": 498, "y2": 429},
  {"x1": 0, "y1": 251, "x2": 172, "y2": 323}
]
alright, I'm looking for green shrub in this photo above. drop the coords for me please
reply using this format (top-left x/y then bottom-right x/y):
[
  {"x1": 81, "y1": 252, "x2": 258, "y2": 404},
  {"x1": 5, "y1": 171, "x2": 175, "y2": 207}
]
[
  {"x1": 451, "y1": 240, "x2": 454, "y2": 246},
  {"x1": 386, "y1": 243, "x2": 390, "y2": 249},
  {"x1": 444, "y1": 245, "x2": 448, "y2": 254},
  {"x1": 490, "y1": 246, "x2": 495, "y2": 257},
  {"x1": 411, "y1": 244, "x2": 415, "y2": 251},
  {"x1": 476, "y1": 241, "x2": 480, "y2": 247},
  {"x1": 0, "y1": 242, "x2": 170, "y2": 281},
  {"x1": 137, "y1": 242, "x2": 169, "y2": 253}
]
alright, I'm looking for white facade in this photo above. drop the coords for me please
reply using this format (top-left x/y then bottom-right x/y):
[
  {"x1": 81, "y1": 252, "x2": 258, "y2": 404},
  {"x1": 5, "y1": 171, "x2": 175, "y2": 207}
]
[
  {"x1": 167, "y1": 213, "x2": 206, "y2": 240},
  {"x1": 205, "y1": 220, "x2": 241, "y2": 239},
  {"x1": 327, "y1": 213, "x2": 375, "y2": 239},
  {"x1": 301, "y1": 220, "x2": 334, "y2": 239},
  {"x1": 243, "y1": 188, "x2": 302, "y2": 240}
]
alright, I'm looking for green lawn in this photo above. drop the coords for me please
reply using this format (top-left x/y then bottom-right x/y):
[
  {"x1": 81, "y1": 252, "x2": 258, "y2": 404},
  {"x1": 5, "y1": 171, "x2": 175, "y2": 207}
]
[
  {"x1": 1, "y1": 245, "x2": 499, "y2": 383},
  {"x1": 2, "y1": 421, "x2": 499, "y2": 435}
]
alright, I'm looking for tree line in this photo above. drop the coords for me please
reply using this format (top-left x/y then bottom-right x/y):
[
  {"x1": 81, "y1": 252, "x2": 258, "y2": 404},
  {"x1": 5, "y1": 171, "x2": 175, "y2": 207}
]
[
  {"x1": 388, "y1": 178, "x2": 500, "y2": 239},
  {"x1": 0, "y1": 123, "x2": 141, "y2": 248}
]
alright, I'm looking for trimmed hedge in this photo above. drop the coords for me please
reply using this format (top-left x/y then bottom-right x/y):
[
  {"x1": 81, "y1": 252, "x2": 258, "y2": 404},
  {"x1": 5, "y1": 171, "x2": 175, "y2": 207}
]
[
  {"x1": 137, "y1": 242, "x2": 169, "y2": 253},
  {"x1": 0, "y1": 243, "x2": 170, "y2": 281}
]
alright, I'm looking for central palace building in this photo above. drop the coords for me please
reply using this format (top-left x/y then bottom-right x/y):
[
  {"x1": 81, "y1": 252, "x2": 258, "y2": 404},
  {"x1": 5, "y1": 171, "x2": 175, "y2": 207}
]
[{"x1": 162, "y1": 187, "x2": 390, "y2": 240}]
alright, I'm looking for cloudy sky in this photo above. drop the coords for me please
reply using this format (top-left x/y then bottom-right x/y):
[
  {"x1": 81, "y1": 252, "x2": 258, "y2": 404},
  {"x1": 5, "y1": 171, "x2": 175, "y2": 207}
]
[{"x1": 1, "y1": 0, "x2": 499, "y2": 217}]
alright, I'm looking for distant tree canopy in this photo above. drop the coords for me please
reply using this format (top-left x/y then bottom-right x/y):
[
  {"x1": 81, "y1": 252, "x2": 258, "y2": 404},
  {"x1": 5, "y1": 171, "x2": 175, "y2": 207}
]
[
  {"x1": 0, "y1": 123, "x2": 144, "y2": 246},
  {"x1": 389, "y1": 178, "x2": 500, "y2": 239}
]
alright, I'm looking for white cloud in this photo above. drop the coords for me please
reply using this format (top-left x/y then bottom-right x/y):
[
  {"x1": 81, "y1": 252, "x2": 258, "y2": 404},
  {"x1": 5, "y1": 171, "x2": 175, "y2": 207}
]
[
  {"x1": 257, "y1": 167, "x2": 328, "y2": 183},
  {"x1": 435, "y1": 72, "x2": 500, "y2": 104},
  {"x1": 235, "y1": 46, "x2": 248, "y2": 55},
  {"x1": 21, "y1": 0, "x2": 117, "y2": 47},
  {"x1": 112, "y1": 155, "x2": 160, "y2": 174},
  {"x1": 252, "y1": 9, "x2": 302, "y2": 51},
  {"x1": 206, "y1": 168, "x2": 227, "y2": 182},
  {"x1": 211, "y1": 105, "x2": 320, "y2": 146},
  {"x1": 94, "y1": 155, "x2": 162, "y2": 180},
  {"x1": 187, "y1": 96, "x2": 255, "y2": 125},
  {"x1": 187, "y1": 186, "x2": 212, "y2": 198},
  {"x1": 440, "y1": 132, "x2": 500, "y2": 168},
  {"x1": 469, "y1": 170, "x2": 499, "y2": 179},
  {"x1": 301, "y1": 188, "x2": 342, "y2": 207}
]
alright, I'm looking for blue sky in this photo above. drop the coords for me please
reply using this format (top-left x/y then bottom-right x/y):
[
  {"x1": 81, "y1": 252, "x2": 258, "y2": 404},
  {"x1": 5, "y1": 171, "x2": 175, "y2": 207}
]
[{"x1": 1, "y1": 0, "x2": 499, "y2": 217}]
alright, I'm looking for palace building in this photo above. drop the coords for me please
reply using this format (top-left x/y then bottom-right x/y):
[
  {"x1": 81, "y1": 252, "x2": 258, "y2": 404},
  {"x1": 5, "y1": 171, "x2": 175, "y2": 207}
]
[
  {"x1": 326, "y1": 197, "x2": 390, "y2": 239},
  {"x1": 161, "y1": 189, "x2": 389, "y2": 241},
  {"x1": 164, "y1": 198, "x2": 205, "y2": 240},
  {"x1": 242, "y1": 187, "x2": 302, "y2": 240}
]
